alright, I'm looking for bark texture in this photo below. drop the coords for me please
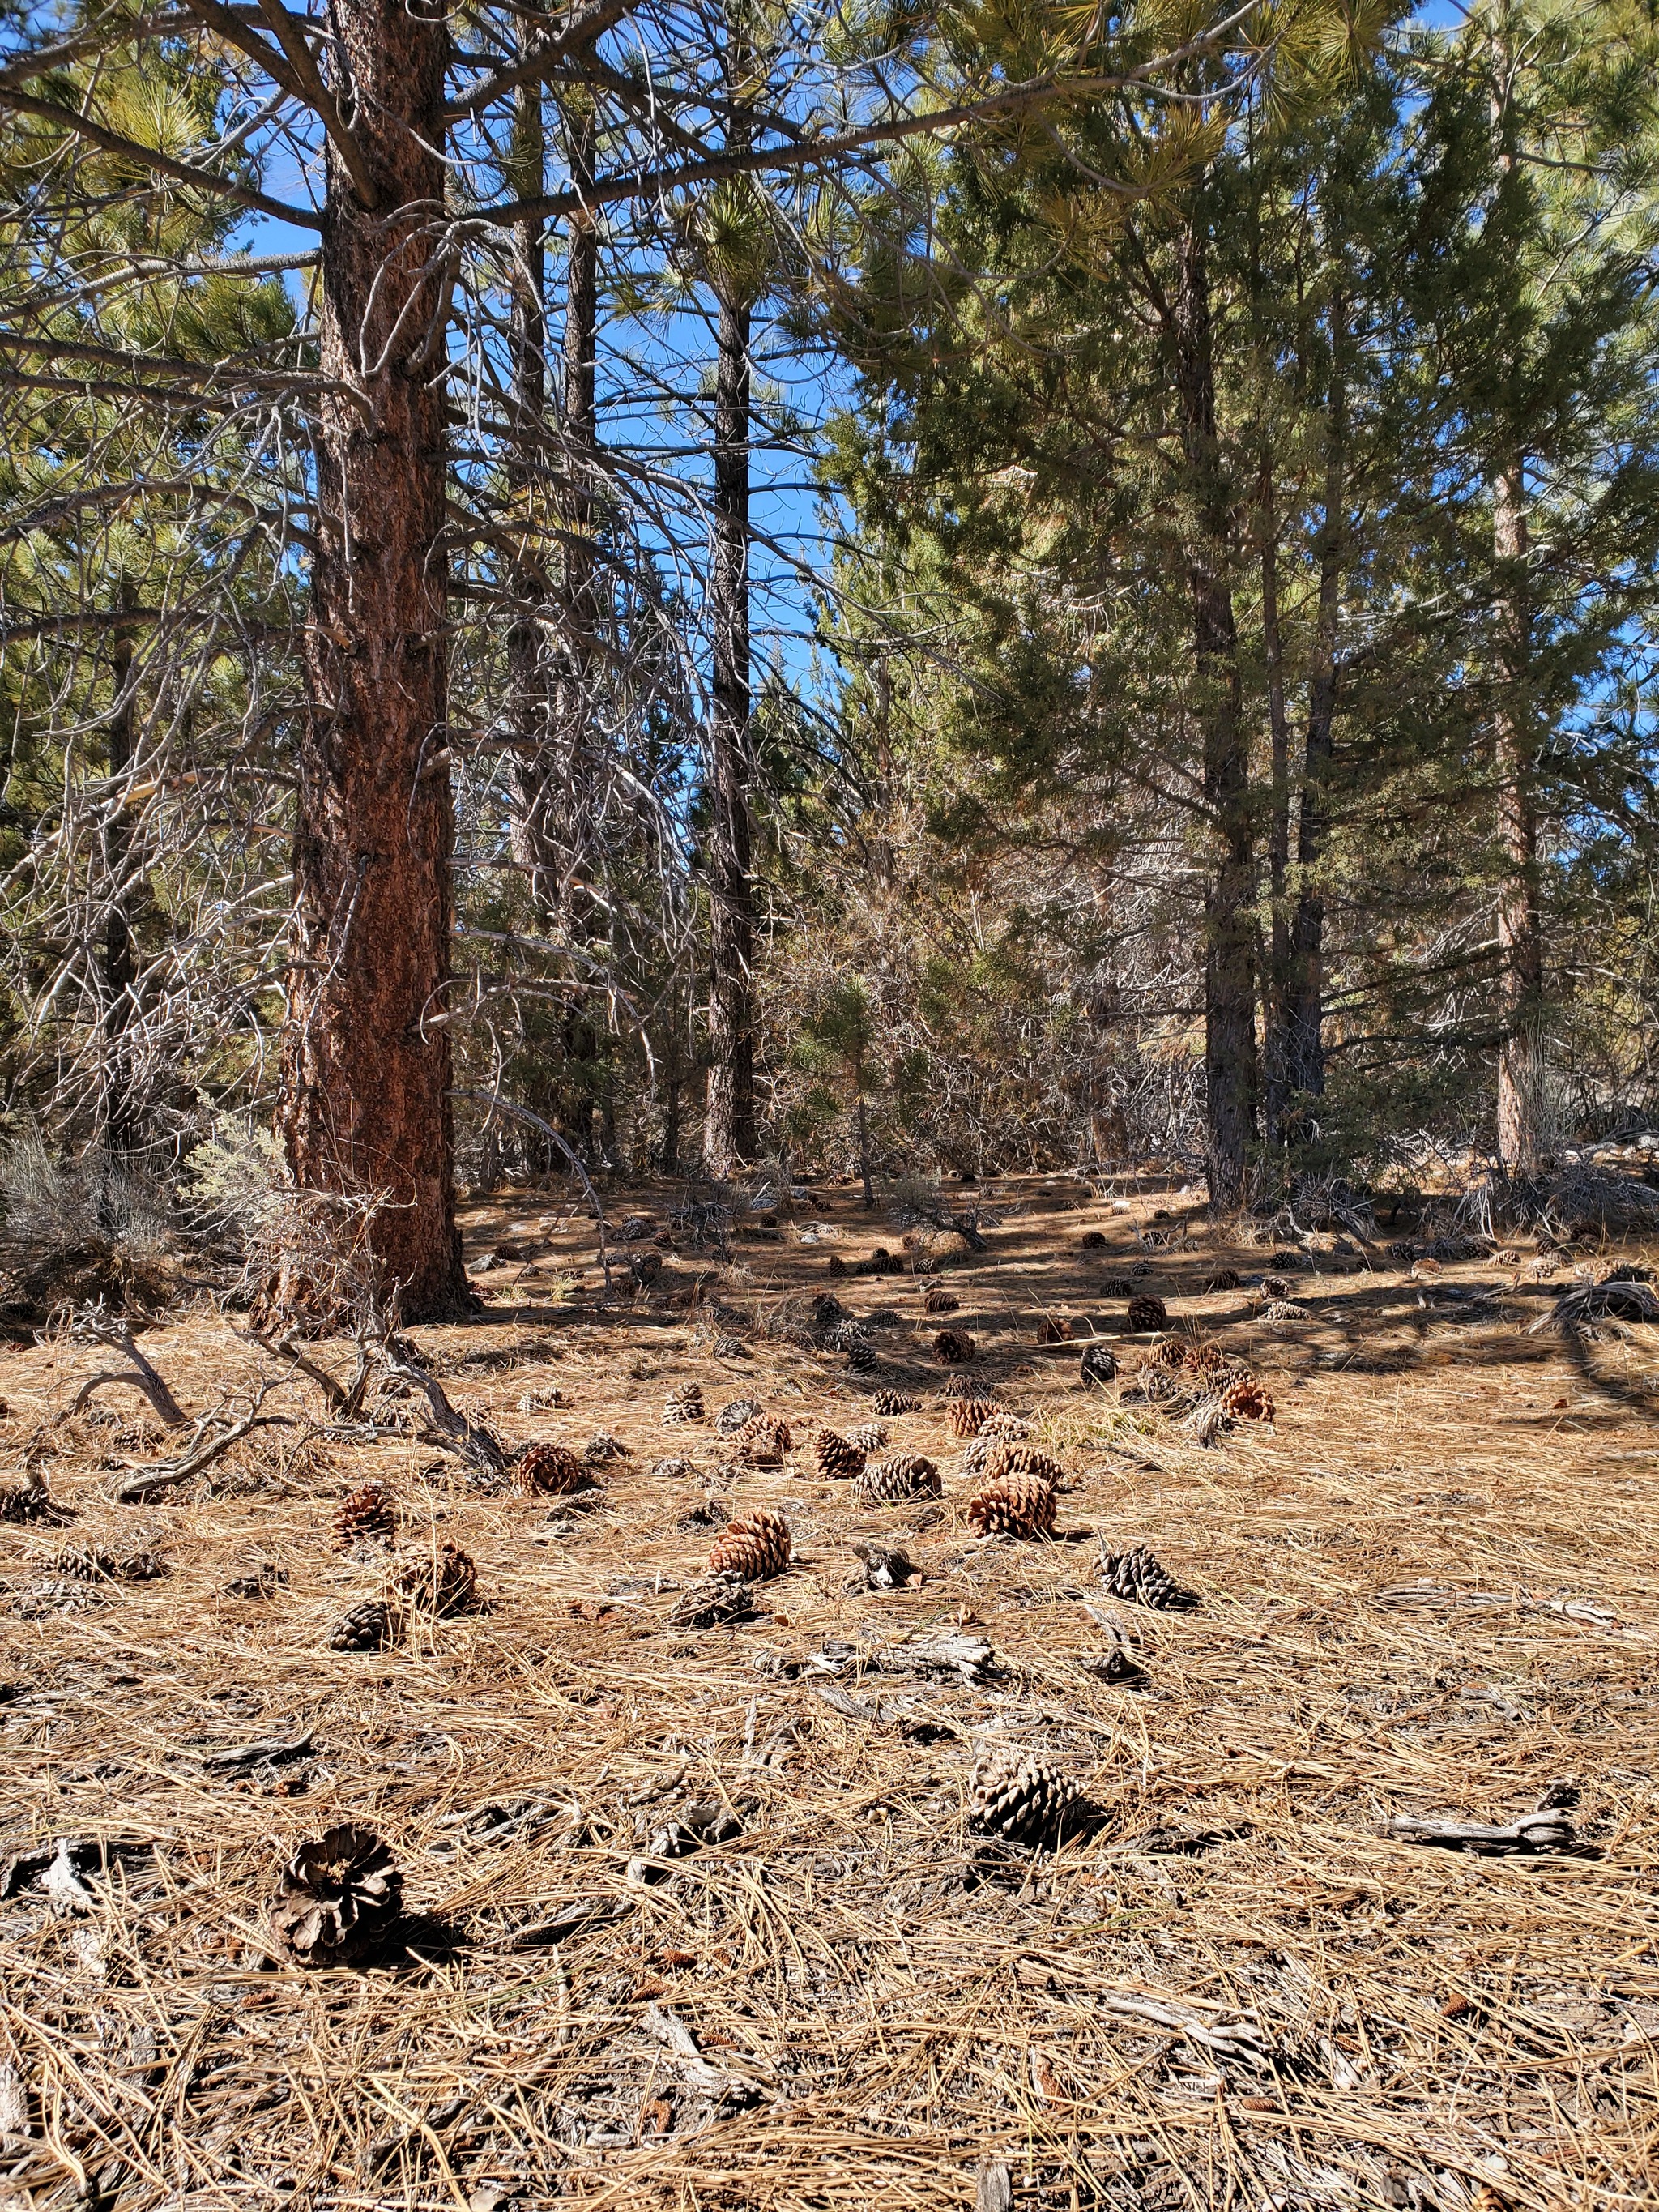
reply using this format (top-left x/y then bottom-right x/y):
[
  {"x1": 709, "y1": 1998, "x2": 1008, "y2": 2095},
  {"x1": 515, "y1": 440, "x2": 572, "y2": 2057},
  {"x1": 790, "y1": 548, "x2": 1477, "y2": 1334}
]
[
  {"x1": 1173, "y1": 203, "x2": 1256, "y2": 1214},
  {"x1": 279, "y1": 0, "x2": 467, "y2": 1319},
  {"x1": 1493, "y1": 457, "x2": 1546, "y2": 1172},
  {"x1": 702, "y1": 276, "x2": 757, "y2": 1174}
]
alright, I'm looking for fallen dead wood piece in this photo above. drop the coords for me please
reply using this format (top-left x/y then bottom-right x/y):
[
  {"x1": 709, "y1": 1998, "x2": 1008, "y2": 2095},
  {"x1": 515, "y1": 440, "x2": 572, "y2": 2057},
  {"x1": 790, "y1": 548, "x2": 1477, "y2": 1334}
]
[
  {"x1": 200, "y1": 1727, "x2": 314, "y2": 1776},
  {"x1": 1014, "y1": 1957, "x2": 1273, "y2": 2065},
  {"x1": 111, "y1": 1405, "x2": 294, "y2": 1501},
  {"x1": 1371, "y1": 1582, "x2": 1652, "y2": 1638},
  {"x1": 66, "y1": 1311, "x2": 190, "y2": 1428},
  {"x1": 377, "y1": 1337, "x2": 506, "y2": 1483},
  {"x1": 872, "y1": 1632, "x2": 996, "y2": 1683},
  {"x1": 642, "y1": 2002, "x2": 764, "y2": 2103},
  {"x1": 1386, "y1": 1808, "x2": 1577, "y2": 1855},
  {"x1": 809, "y1": 1680, "x2": 921, "y2": 1725},
  {"x1": 1531, "y1": 1279, "x2": 1659, "y2": 1332}
]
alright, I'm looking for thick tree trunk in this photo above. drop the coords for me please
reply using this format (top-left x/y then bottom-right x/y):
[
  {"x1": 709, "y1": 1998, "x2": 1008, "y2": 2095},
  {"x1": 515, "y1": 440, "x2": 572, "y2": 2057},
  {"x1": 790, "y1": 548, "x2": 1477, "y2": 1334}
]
[
  {"x1": 278, "y1": 0, "x2": 468, "y2": 1319},
  {"x1": 702, "y1": 278, "x2": 757, "y2": 1175},
  {"x1": 1493, "y1": 458, "x2": 1546, "y2": 1171},
  {"x1": 1172, "y1": 203, "x2": 1256, "y2": 1214}
]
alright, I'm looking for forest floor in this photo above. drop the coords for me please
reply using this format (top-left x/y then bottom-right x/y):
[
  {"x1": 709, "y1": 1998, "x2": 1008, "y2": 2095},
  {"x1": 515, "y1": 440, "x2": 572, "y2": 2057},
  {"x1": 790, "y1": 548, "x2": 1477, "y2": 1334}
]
[{"x1": 2, "y1": 1172, "x2": 1658, "y2": 2212}]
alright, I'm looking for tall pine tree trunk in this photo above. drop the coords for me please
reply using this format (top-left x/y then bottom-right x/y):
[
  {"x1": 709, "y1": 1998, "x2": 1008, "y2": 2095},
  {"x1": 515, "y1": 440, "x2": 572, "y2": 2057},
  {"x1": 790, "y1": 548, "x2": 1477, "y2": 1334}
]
[
  {"x1": 1173, "y1": 202, "x2": 1256, "y2": 1214},
  {"x1": 506, "y1": 56, "x2": 552, "y2": 899},
  {"x1": 1493, "y1": 458, "x2": 1545, "y2": 1171},
  {"x1": 702, "y1": 275, "x2": 757, "y2": 1174},
  {"x1": 277, "y1": 0, "x2": 467, "y2": 1319},
  {"x1": 101, "y1": 604, "x2": 138, "y2": 1160}
]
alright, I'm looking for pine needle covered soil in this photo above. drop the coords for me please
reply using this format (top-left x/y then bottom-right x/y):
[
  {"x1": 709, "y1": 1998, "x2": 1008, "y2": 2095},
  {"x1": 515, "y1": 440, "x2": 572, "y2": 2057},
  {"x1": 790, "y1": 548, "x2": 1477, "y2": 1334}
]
[{"x1": 3, "y1": 1175, "x2": 1658, "y2": 2212}]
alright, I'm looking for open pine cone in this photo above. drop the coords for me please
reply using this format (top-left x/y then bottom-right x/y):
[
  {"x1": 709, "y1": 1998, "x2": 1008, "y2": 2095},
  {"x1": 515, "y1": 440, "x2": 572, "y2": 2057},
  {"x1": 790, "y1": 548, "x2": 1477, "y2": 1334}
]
[
  {"x1": 1080, "y1": 1230, "x2": 1108, "y2": 1252},
  {"x1": 948, "y1": 1394, "x2": 997, "y2": 1439},
  {"x1": 1205, "y1": 1268, "x2": 1242, "y2": 1293},
  {"x1": 844, "y1": 1420, "x2": 889, "y2": 1455},
  {"x1": 812, "y1": 1427, "x2": 866, "y2": 1480},
  {"x1": 666, "y1": 1570, "x2": 755, "y2": 1629},
  {"x1": 512, "y1": 1441, "x2": 586, "y2": 1497},
  {"x1": 966, "y1": 1470, "x2": 1057, "y2": 1539},
  {"x1": 966, "y1": 1744, "x2": 1088, "y2": 1847},
  {"x1": 1182, "y1": 1340, "x2": 1230, "y2": 1376},
  {"x1": 844, "y1": 1340, "x2": 879, "y2": 1373},
  {"x1": 663, "y1": 1381, "x2": 706, "y2": 1425},
  {"x1": 1098, "y1": 1544, "x2": 1197, "y2": 1609},
  {"x1": 1079, "y1": 1344, "x2": 1117, "y2": 1387},
  {"x1": 932, "y1": 1328, "x2": 975, "y2": 1364},
  {"x1": 1100, "y1": 1275, "x2": 1135, "y2": 1299},
  {"x1": 51, "y1": 1544, "x2": 117, "y2": 1581},
  {"x1": 921, "y1": 1283, "x2": 960, "y2": 1314},
  {"x1": 1259, "y1": 1274, "x2": 1290, "y2": 1300},
  {"x1": 979, "y1": 1412, "x2": 1030, "y2": 1443},
  {"x1": 334, "y1": 1483, "x2": 396, "y2": 1547},
  {"x1": 872, "y1": 1390, "x2": 921, "y2": 1416},
  {"x1": 328, "y1": 1598, "x2": 394, "y2": 1651},
  {"x1": 854, "y1": 1453, "x2": 941, "y2": 1505},
  {"x1": 386, "y1": 1540, "x2": 477, "y2": 1621},
  {"x1": 1260, "y1": 1300, "x2": 1310, "y2": 1322},
  {"x1": 983, "y1": 1443, "x2": 1066, "y2": 1489},
  {"x1": 1126, "y1": 1295, "x2": 1167, "y2": 1332},
  {"x1": 0, "y1": 1472, "x2": 71, "y2": 1526},
  {"x1": 1152, "y1": 1335, "x2": 1188, "y2": 1369},
  {"x1": 269, "y1": 1825, "x2": 403, "y2": 1968},
  {"x1": 1218, "y1": 1373, "x2": 1274, "y2": 1422},
  {"x1": 708, "y1": 1507, "x2": 791, "y2": 1581},
  {"x1": 733, "y1": 1412, "x2": 791, "y2": 1467}
]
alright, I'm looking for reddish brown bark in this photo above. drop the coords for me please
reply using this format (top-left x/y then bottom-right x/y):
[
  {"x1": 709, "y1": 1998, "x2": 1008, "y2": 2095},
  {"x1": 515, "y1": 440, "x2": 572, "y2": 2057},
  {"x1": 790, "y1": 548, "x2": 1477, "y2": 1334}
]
[{"x1": 277, "y1": 0, "x2": 468, "y2": 1319}]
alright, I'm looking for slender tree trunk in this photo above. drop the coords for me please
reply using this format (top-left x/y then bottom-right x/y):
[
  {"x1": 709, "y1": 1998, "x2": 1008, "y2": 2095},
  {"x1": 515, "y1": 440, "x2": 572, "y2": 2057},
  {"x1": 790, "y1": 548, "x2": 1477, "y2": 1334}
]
[
  {"x1": 102, "y1": 607, "x2": 138, "y2": 1159},
  {"x1": 1258, "y1": 460, "x2": 1291, "y2": 1144},
  {"x1": 1172, "y1": 201, "x2": 1256, "y2": 1214},
  {"x1": 1280, "y1": 296, "x2": 1346, "y2": 1106},
  {"x1": 1493, "y1": 458, "x2": 1546, "y2": 1170},
  {"x1": 506, "y1": 53, "x2": 552, "y2": 899},
  {"x1": 702, "y1": 275, "x2": 757, "y2": 1174},
  {"x1": 278, "y1": 0, "x2": 467, "y2": 1319},
  {"x1": 555, "y1": 97, "x2": 600, "y2": 898}
]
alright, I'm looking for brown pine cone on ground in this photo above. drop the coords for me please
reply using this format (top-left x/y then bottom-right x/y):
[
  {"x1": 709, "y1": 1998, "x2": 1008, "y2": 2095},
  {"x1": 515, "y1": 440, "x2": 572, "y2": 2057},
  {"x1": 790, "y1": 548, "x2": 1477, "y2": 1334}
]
[
  {"x1": 269, "y1": 1826, "x2": 403, "y2": 1968},
  {"x1": 1126, "y1": 1294, "x2": 1167, "y2": 1333},
  {"x1": 983, "y1": 1443, "x2": 1066, "y2": 1489},
  {"x1": 334, "y1": 1483, "x2": 397, "y2": 1547},
  {"x1": 329, "y1": 1599, "x2": 395, "y2": 1651},
  {"x1": 666, "y1": 1570, "x2": 754, "y2": 1629},
  {"x1": 940, "y1": 1373, "x2": 994, "y2": 1401},
  {"x1": 812, "y1": 1427, "x2": 866, "y2": 1479},
  {"x1": 0, "y1": 1474, "x2": 70, "y2": 1526},
  {"x1": 1080, "y1": 1230, "x2": 1108, "y2": 1252},
  {"x1": 872, "y1": 1390, "x2": 921, "y2": 1416},
  {"x1": 1080, "y1": 1344, "x2": 1117, "y2": 1387},
  {"x1": 1136, "y1": 1364, "x2": 1184, "y2": 1404},
  {"x1": 1100, "y1": 1276, "x2": 1135, "y2": 1299},
  {"x1": 386, "y1": 1540, "x2": 477, "y2": 1621},
  {"x1": 948, "y1": 1394, "x2": 998, "y2": 1439},
  {"x1": 932, "y1": 1328, "x2": 975, "y2": 1364},
  {"x1": 921, "y1": 1283, "x2": 960, "y2": 1314},
  {"x1": 1182, "y1": 1340, "x2": 1230, "y2": 1376},
  {"x1": 1153, "y1": 1335, "x2": 1188, "y2": 1369},
  {"x1": 1205, "y1": 1268, "x2": 1242, "y2": 1293},
  {"x1": 1098, "y1": 1544, "x2": 1197, "y2": 1609},
  {"x1": 51, "y1": 1544, "x2": 117, "y2": 1580},
  {"x1": 512, "y1": 1441, "x2": 587, "y2": 1497},
  {"x1": 1259, "y1": 1300, "x2": 1310, "y2": 1322},
  {"x1": 663, "y1": 1381, "x2": 706, "y2": 1425},
  {"x1": 854, "y1": 1453, "x2": 940, "y2": 1505},
  {"x1": 979, "y1": 1411, "x2": 1030, "y2": 1442},
  {"x1": 966, "y1": 1470, "x2": 1057, "y2": 1539},
  {"x1": 966, "y1": 1744, "x2": 1088, "y2": 1847},
  {"x1": 845, "y1": 1420, "x2": 889, "y2": 1455},
  {"x1": 1040, "y1": 1316, "x2": 1070, "y2": 1343},
  {"x1": 825, "y1": 1253, "x2": 848, "y2": 1276},
  {"x1": 1258, "y1": 1274, "x2": 1290, "y2": 1300},
  {"x1": 733, "y1": 1412, "x2": 791, "y2": 1466},
  {"x1": 1219, "y1": 1373, "x2": 1275, "y2": 1422},
  {"x1": 709, "y1": 1507, "x2": 791, "y2": 1581}
]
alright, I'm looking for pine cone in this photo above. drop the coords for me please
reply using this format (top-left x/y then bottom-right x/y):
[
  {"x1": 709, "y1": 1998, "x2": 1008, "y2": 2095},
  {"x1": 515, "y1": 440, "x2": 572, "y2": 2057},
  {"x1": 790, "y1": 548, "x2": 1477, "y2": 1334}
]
[
  {"x1": 1182, "y1": 1340, "x2": 1230, "y2": 1376},
  {"x1": 1126, "y1": 1295, "x2": 1167, "y2": 1332},
  {"x1": 922, "y1": 1283, "x2": 960, "y2": 1314},
  {"x1": 1260, "y1": 1300, "x2": 1310, "y2": 1322},
  {"x1": 966, "y1": 1471, "x2": 1057, "y2": 1539},
  {"x1": 1205, "y1": 1269, "x2": 1241, "y2": 1293},
  {"x1": 940, "y1": 1373, "x2": 994, "y2": 1401},
  {"x1": 854, "y1": 1453, "x2": 940, "y2": 1505},
  {"x1": 1100, "y1": 1276, "x2": 1135, "y2": 1299},
  {"x1": 812, "y1": 1427, "x2": 866, "y2": 1479},
  {"x1": 824, "y1": 1253, "x2": 848, "y2": 1277},
  {"x1": 1081, "y1": 1230, "x2": 1108, "y2": 1252},
  {"x1": 845, "y1": 1340, "x2": 879, "y2": 1374},
  {"x1": 512, "y1": 1442, "x2": 586, "y2": 1497},
  {"x1": 983, "y1": 1443, "x2": 1066, "y2": 1488},
  {"x1": 1041, "y1": 1317, "x2": 1070, "y2": 1344},
  {"x1": 1219, "y1": 1373, "x2": 1275, "y2": 1422},
  {"x1": 733, "y1": 1413, "x2": 791, "y2": 1467},
  {"x1": 948, "y1": 1394, "x2": 997, "y2": 1439},
  {"x1": 334, "y1": 1483, "x2": 397, "y2": 1547},
  {"x1": 269, "y1": 1825, "x2": 403, "y2": 1968},
  {"x1": 717, "y1": 1397, "x2": 762, "y2": 1435},
  {"x1": 812, "y1": 1292, "x2": 847, "y2": 1327},
  {"x1": 51, "y1": 1544, "x2": 117, "y2": 1580},
  {"x1": 117, "y1": 1550, "x2": 168, "y2": 1582},
  {"x1": 708, "y1": 1507, "x2": 791, "y2": 1581},
  {"x1": 0, "y1": 1475, "x2": 70, "y2": 1526},
  {"x1": 845, "y1": 1420, "x2": 889, "y2": 1454},
  {"x1": 1137, "y1": 1364, "x2": 1184, "y2": 1404},
  {"x1": 386, "y1": 1540, "x2": 477, "y2": 1621},
  {"x1": 980, "y1": 1412, "x2": 1030, "y2": 1442},
  {"x1": 1098, "y1": 1544, "x2": 1197, "y2": 1609},
  {"x1": 516, "y1": 1385, "x2": 567, "y2": 1412},
  {"x1": 1153, "y1": 1335, "x2": 1188, "y2": 1369},
  {"x1": 873, "y1": 1390, "x2": 921, "y2": 1416},
  {"x1": 584, "y1": 1432, "x2": 629, "y2": 1463},
  {"x1": 932, "y1": 1328, "x2": 975, "y2": 1364},
  {"x1": 1259, "y1": 1274, "x2": 1290, "y2": 1300},
  {"x1": 329, "y1": 1598, "x2": 395, "y2": 1651},
  {"x1": 666, "y1": 1570, "x2": 755, "y2": 1629},
  {"x1": 1079, "y1": 1345, "x2": 1117, "y2": 1387},
  {"x1": 650, "y1": 1454, "x2": 696, "y2": 1480},
  {"x1": 663, "y1": 1381, "x2": 706, "y2": 1425},
  {"x1": 966, "y1": 1744, "x2": 1087, "y2": 1847}
]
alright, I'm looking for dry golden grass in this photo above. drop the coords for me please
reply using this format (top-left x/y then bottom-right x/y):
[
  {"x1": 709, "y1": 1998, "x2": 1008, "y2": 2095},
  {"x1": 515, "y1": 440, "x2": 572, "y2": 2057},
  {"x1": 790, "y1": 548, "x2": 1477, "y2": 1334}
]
[{"x1": 2, "y1": 1173, "x2": 1658, "y2": 2212}]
